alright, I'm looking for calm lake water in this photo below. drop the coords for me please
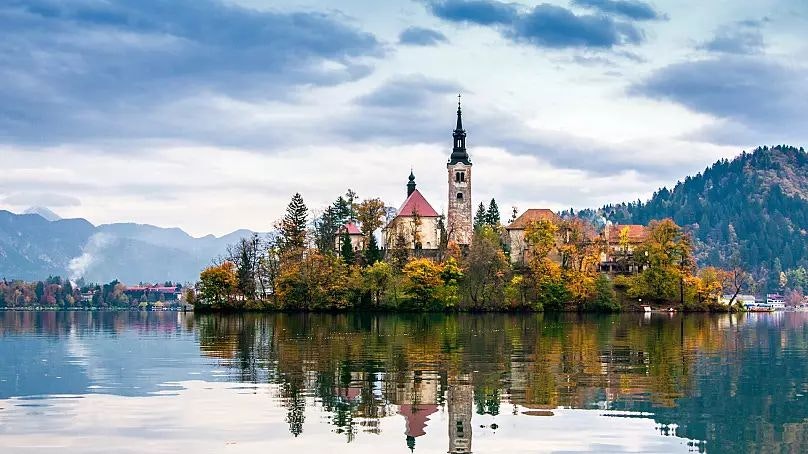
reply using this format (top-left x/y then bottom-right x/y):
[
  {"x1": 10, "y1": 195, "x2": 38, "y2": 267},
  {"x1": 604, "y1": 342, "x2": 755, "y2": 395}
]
[{"x1": 1, "y1": 311, "x2": 807, "y2": 453}]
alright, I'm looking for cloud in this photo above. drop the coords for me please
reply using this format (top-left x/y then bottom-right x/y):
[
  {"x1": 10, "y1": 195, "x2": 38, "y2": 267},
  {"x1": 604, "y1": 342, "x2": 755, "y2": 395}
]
[
  {"x1": 572, "y1": 0, "x2": 664, "y2": 21},
  {"x1": 508, "y1": 4, "x2": 644, "y2": 48},
  {"x1": 631, "y1": 55, "x2": 808, "y2": 144},
  {"x1": 0, "y1": 0, "x2": 382, "y2": 144},
  {"x1": 399, "y1": 26, "x2": 449, "y2": 46},
  {"x1": 424, "y1": 0, "x2": 648, "y2": 49},
  {"x1": 424, "y1": 0, "x2": 519, "y2": 25},
  {"x1": 700, "y1": 19, "x2": 766, "y2": 55}
]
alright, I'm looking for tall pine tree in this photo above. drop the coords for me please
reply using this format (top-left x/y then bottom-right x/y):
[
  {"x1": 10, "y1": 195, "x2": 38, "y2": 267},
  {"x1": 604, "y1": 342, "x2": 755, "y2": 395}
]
[
  {"x1": 486, "y1": 198, "x2": 501, "y2": 226},
  {"x1": 364, "y1": 234, "x2": 382, "y2": 266},
  {"x1": 474, "y1": 202, "x2": 487, "y2": 230},
  {"x1": 340, "y1": 231, "x2": 355, "y2": 264},
  {"x1": 280, "y1": 193, "x2": 308, "y2": 250}
]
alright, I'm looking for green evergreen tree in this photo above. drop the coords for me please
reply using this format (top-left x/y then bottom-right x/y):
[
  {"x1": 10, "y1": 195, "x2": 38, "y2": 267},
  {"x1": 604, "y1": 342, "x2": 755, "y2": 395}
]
[
  {"x1": 364, "y1": 234, "x2": 382, "y2": 266},
  {"x1": 340, "y1": 232, "x2": 355, "y2": 264},
  {"x1": 486, "y1": 198, "x2": 501, "y2": 226},
  {"x1": 474, "y1": 202, "x2": 487, "y2": 230},
  {"x1": 280, "y1": 193, "x2": 308, "y2": 250}
]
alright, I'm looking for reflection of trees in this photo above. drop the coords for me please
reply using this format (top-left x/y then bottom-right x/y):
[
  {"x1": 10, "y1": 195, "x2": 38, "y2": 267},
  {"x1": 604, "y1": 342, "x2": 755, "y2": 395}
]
[
  {"x1": 0, "y1": 311, "x2": 194, "y2": 338},
  {"x1": 189, "y1": 312, "x2": 808, "y2": 451}
]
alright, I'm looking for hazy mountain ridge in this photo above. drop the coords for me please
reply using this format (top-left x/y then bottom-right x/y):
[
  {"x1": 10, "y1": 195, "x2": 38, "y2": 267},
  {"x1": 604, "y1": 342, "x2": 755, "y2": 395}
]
[
  {"x1": 603, "y1": 145, "x2": 808, "y2": 285},
  {"x1": 0, "y1": 210, "x2": 252, "y2": 283}
]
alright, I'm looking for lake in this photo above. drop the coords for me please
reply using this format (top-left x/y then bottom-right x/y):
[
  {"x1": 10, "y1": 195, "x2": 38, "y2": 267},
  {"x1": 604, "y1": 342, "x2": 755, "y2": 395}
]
[{"x1": 1, "y1": 311, "x2": 806, "y2": 453}]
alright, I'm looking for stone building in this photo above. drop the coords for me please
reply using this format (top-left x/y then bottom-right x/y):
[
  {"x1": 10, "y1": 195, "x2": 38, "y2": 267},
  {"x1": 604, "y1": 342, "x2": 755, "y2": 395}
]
[
  {"x1": 505, "y1": 209, "x2": 560, "y2": 264},
  {"x1": 383, "y1": 171, "x2": 441, "y2": 252},
  {"x1": 447, "y1": 97, "x2": 473, "y2": 246}
]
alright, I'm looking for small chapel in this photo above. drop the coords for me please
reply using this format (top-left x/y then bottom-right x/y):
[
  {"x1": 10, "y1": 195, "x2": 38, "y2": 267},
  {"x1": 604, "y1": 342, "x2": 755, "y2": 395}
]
[{"x1": 382, "y1": 98, "x2": 473, "y2": 252}]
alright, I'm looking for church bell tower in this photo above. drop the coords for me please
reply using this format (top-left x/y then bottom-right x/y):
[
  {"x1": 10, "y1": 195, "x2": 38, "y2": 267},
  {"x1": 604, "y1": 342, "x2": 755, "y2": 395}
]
[{"x1": 447, "y1": 95, "x2": 472, "y2": 246}]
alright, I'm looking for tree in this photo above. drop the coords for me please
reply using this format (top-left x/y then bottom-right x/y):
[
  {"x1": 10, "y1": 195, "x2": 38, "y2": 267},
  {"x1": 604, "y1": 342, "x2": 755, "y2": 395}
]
[
  {"x1": 363, "y1": 261, "x2": 393, "y2": 306},
  {"x1": 279, "y1": 193, "x2": 308, "y2": 251},
  {"x1": 486, "y1": 198, "x2": 501, "y2": 226},
  {"x1": 474, "y1": 202, "x2": 487, "y2": 230},
  {"x1": 364, "y1": 234, "x2": 382, "y2": 266},
  {"x1": 584, "y1": 274, "x2": 619, "y2": 312},
  {"x1": 464, "y1": 225, "x2": 509, "y2": 308},
  {"x1": 228, "y1": 235, "x2": 260, "y2": 301},
  {"x1": 340, "y1": 231, "x2": 356, "y2": 265},
  {"x1": 402, "y1": 258, "x2": 453, "y2": 310},
  {"x1": 313, "y1": 206, "x2": 340, "y2": 254},
  {"x1": 198, "y1": 262, "x2": 238, "y2": 307},
  {"x1": 355, "y1": 198, "x2": 386, "y2": 240},
  {"x1": 523, "y1": 219, "x2": 567, "y2": 310},
  {"x1": 630, "y1": 219, "x2": 694, "y2": 303}
]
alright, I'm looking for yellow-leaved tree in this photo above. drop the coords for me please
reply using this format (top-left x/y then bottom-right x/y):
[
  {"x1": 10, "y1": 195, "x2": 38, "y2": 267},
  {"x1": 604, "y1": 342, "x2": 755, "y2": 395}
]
[{"x1": 198, "y1": 262, "x2": 238, "y2": 308}]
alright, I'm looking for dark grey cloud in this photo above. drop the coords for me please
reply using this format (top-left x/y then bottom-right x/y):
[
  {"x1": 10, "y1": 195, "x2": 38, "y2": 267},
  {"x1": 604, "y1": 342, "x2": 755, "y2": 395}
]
[
  {"x1": 700, "y1": 19, "x2": 766, "y2": 55},
  {"x1": 631, "y1": 55, "x2": 808, "y2": 144},
  {"x1": 424, "y1": 0, "x2": 648, "y2": 49},
  {"x1": 508, "y1": 4, "x2": 643, "y2": 48},
  {"x1": 0, "y1": 0, "x2": 382, "y2": 144},
  {"x1": 572, "y1": 0, "x2": 664, "y2": 21},
  {"x1": 399, "y1": 26, "x2": 449, "y2": 46}
]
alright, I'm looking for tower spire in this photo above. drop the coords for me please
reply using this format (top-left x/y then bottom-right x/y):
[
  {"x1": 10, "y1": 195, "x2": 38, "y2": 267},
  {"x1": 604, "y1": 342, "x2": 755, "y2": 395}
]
[
  {"x1": 449, "y1": 94, "x2": 470, "y2": 165},
  {"x1": 407, "y1": 170, "x2": 416, "y2": 197},
  {"x1": 456, "y1": 93, "x2": 463, "y2": 131}
]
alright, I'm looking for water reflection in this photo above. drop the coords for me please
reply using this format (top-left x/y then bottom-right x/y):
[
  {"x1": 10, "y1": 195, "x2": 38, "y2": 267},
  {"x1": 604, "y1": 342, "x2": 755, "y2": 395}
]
[{"x1": 1, "y1": 311, "x2": 807, "y2": 453}]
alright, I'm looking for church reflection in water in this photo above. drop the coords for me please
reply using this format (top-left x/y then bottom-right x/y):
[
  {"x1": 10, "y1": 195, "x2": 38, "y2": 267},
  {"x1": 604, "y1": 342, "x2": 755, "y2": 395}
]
[{"x1": 5, "y1": 310, "x2": 808, "y2": 453}]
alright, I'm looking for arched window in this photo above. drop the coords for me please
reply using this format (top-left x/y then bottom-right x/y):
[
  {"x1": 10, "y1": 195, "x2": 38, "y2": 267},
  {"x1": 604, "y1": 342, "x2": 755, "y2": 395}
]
[{"x1": 456, "y1": 192, "x2": 463, "y2": 200}]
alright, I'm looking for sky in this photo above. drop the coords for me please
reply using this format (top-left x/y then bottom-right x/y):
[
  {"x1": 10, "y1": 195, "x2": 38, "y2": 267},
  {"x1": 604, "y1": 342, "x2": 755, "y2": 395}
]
[{"x1": 1, "y1": 0, "x2": 807, "y2": 237}]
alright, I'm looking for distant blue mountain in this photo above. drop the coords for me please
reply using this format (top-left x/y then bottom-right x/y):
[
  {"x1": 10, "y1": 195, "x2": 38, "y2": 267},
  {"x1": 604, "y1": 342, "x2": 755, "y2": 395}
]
[{"x1": 0, "y1": 210, "x2": 253, "y2": 283}]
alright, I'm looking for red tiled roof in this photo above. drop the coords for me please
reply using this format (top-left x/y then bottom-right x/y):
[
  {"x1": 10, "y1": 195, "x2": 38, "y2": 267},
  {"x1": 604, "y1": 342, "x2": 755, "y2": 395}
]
[
  {"x1": 506, "y1": 209, "x2": 558, "y2": 230},
  {"x1": 396, "y1": 189, "x2": 439, "y2": 218},
  {"x1": 341, "y1": 222, "x2": 362, "y2": 235},
  {"x1": 607, "y1": 224, "x2": 648, "y2": 243}
]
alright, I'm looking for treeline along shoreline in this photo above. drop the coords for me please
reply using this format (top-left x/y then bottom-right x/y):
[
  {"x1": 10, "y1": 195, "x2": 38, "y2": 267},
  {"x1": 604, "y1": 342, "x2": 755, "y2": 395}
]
[{"x1": 191, "y1": 191, "x2": 754, "y2": 313}]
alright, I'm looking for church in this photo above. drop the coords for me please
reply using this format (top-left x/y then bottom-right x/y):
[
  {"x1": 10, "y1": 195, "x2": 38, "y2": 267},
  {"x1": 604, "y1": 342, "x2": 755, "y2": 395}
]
[{"x1": 382, "y1": 98, "x2": 473, "y2": 252}]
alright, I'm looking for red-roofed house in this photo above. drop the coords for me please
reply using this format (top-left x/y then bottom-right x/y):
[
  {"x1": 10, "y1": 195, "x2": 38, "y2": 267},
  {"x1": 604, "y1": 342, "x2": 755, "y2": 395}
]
[
  {"x1": 383, "y1": 171, "x2": 442, "y2": 251},
  {"x1": 505, "y1": 209, "x2": 560, "y2": 264}
]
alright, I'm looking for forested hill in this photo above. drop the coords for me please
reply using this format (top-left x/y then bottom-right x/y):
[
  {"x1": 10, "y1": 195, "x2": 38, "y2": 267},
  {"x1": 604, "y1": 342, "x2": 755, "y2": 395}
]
[{"x1": 603, "y1": 145, "x2": 808, "y2": 284}]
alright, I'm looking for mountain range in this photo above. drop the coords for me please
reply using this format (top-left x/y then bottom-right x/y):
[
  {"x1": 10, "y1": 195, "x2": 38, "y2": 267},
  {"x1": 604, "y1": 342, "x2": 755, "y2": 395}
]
[{"x1": 0, "y1": 210, "x2": 252, "y2": 284}]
